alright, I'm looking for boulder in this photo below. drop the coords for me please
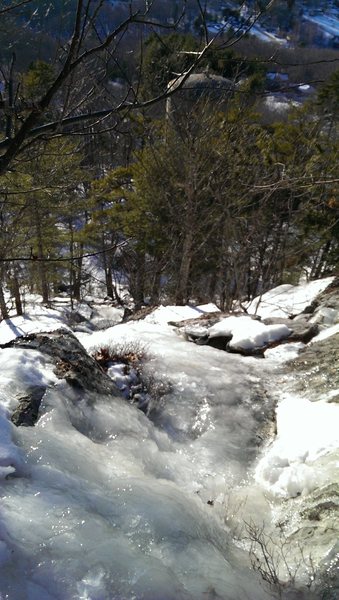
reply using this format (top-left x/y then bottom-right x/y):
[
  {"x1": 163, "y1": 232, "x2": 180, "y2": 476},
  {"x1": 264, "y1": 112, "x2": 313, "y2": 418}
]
[
  {"x1": 5, "y1": 331, "x2": 119, "y2": 414},
  {"x1": 262, "y1": 317, "x2": 319, "y2": 343},
  {"x1": 11, "y1": 386, "x2": 46, "y2": 426},
  {"x1": 288, "y1": 332, "x2": 339, "y2": 401}
]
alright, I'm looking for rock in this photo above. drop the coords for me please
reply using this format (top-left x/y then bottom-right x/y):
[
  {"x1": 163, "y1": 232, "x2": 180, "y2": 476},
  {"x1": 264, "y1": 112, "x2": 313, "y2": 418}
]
[
  {"x1": 201, "y1": 335, "x2": 232, "y2": 351},
  {"x1": 175, "y1": 313, "x2": 289, "y2": 356},
  {"x1": 227, "y1": 344, "x2": 265, "y2": 358},
  {"x1": 301, "y1": 303, "x2": 316, "y2": 315},
  {"x1": 306, "y1": 277, "x2": 339, "y2": 317},
  {"x1": 90, "y1": 318, "x2": 118, "y2": 331},
  {"x1": 263, "y1": 316, "x2": 319, "y2": 343},
  {"x1": 5, "y1": 330, "x2": 119, "y2": 397},
  {"x1": 66, "y1": 310, "x2": 87, "y2": 324},
  {"x1": 169, "y1": 312, "x2": 228, "y2": 330},
  {"x1": 288, "y1": 333, "x2": 339, "y2": 400},
  {"x1": 189, "y1": 331, "x2": 266, "y2": 356},
  {"x1": 123, "y1": 305, "x2": 156, "y2": 322},
  {"x1": 310, "y1": 306, "x2": 339, "y2": 326},
  {"x1": 11, "y1": 386, "x2": 46, "y2": 426},
  {"x1": 172, "y1": 312, "x2": 262, "y2": 352},
  {"x1": 288, "y1": 483, "x2": 339, "y2": 558}
]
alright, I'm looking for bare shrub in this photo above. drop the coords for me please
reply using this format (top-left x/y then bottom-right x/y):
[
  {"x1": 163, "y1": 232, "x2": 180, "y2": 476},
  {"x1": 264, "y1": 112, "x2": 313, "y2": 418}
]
[
  {"x1": 136, "y1": 369, "x2": 172, "y2": 415},
  {"x1": 92, "y1": 340, "x2": 171, "y2": 414},
  {"x1": 244, "y1": 520, "x2": 318, "y2": 599},
  {"x1": 92, "y1": 340, "x2": 148, "y2": 371}
]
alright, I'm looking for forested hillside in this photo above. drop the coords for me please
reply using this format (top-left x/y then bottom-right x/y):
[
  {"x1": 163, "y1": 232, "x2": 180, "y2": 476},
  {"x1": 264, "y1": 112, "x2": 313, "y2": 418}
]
[
  {"x1": 0, "y1": 3, "x2": 338, "y2": 599},
  {"x1": 0, "y1": 0, "x2": 338, "y2": 317}
]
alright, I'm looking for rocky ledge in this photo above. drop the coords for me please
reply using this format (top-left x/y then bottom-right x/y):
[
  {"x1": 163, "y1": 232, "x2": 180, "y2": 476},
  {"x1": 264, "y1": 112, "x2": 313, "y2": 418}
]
[
  {"x1": 2, "y1": 330, "x2": 120, "y2": 426},
  {"x1": 170, "y1": 313, "x2": 319, "y2": 356}
]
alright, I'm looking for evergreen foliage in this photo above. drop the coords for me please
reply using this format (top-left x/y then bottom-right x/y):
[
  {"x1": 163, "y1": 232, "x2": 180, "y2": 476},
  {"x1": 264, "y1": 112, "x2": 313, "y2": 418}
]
[
  {"x1": 0, "y1": 4, "x2": 337, "y2": 316},
  {"x1": 0, "y1": 138, "x2": 87, "y2": 311},
  {"x1": 140, "y1": 32, "x2": 266, "y2": 100}
]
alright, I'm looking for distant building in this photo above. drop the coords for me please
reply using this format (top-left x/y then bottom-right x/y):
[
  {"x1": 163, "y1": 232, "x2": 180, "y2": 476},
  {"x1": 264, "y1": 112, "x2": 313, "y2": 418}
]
[{"x1": 166, "y1": 72, "x2": 234, "y2": 117}]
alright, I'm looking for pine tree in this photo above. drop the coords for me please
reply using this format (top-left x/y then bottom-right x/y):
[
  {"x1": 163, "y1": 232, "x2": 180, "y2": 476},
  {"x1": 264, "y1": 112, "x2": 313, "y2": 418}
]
[{"x1": 0, "y1": 138, "x2": 87, "y2": 311}]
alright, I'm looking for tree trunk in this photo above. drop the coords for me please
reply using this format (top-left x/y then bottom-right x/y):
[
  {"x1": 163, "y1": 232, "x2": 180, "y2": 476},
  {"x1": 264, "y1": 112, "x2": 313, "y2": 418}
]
[
  {"x1": 175, "y1": 227, "x2": 194, "y2": 305},
  {"x1": 313, "y1": 240, "x2": 332, "y2": 279},
  {"x1": 34, "y1": 200, "x2": 49, "y2": 304},
  {"x1": 0, "y1": 281, "x2": 9, "y2": 320},
  {"x1": 69, "y1": 223, "x2": 74, "y2": 310},
  {"x1": 105, "y1": 264, "x2": 114, "y2": 300},
  {"x1": 11, "y1": 273, "x2": 22, "y2": 316},
  {"x1": 149, "y1": 261, "x2": 163, "y2": 305},
  {"x1": 73, "y1": 242, "x2": 84, "y2": 302},
  {"x1": 132, "y1": 251, "x2": 146, "y2": 308}
]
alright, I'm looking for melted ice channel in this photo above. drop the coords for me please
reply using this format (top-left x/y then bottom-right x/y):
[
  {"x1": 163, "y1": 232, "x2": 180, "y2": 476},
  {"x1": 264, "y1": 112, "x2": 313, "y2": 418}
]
[{"x1": 0, "y1": 321, "x2": 271, "y2": 600}]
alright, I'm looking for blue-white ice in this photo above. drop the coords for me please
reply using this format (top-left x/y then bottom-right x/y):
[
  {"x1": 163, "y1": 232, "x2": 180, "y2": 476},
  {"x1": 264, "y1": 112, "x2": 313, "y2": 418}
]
[
  {"x1": 0, "y1": 325, "x2": 271, "y2": 599},
  {"x1": 0, "y1": 278, "x2": 337, "y2": 599}
]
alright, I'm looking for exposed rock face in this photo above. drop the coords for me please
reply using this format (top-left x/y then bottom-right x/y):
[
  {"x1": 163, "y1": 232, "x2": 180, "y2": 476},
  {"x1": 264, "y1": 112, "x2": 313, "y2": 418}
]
[
  {"x1": 262, "y1": 317, "x2": 319, "y2": 344},
  {"x1": 171, "y1": 312, "x2": 319, "y2": 356},
  {"x1": 11, "y1": 386, "x2": 46, "y2": 426},
  {"x1": 5, "y1": 330, "x2": 120, "y2": 426},
  {"x1": 303, "y1": 276, "x2": 339, "y2": 320},
  {"x1": 168, "y1": 312, "x2": 246, "y2": 331},
  {"x1": 124, "y1": 305, "x2": 159, "y2": 322},
  {"x1": 288, "y1": 333, "x2": 339, "y2": 402},
  {"x1": 273, "y1": 282, "x2": 339, "y2": 592}
]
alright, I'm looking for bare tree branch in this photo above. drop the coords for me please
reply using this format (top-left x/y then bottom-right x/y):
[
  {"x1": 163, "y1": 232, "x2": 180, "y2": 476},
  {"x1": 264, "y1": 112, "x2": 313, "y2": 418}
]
[
  {"x1": 0, "y1": 0, "x2": 32, "y2": 15},
  {"x1": 0, "y1": 17, "x2": 218, "y2": 163}
]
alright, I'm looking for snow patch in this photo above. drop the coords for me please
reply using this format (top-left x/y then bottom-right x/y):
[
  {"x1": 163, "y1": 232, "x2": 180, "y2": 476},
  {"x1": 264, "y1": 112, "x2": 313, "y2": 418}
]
[
  {"x1": 144, "y1": 303, "x2": 219, "y2": 325},
  {"x1": 256, "y1": 393, "x2": 339, "y2": 497},
  {"x1": 0, "y1": 306, "x2": 70, "y2": 345},
  {"x1": 207, "y1": 316, "x2": 291, "y2": 350},
  {"x1": 247, "y1": 277, "x2": 334, "y2": 318}
]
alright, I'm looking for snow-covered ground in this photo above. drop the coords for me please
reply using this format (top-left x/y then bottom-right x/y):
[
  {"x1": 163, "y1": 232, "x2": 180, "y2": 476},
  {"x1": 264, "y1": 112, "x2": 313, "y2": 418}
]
[
  {"x1": 303, "y1": 13, "x2": 339, "y2": 38},
  {"x1": 250, "y1": 24, "x2": 289, "y2": 45},
  {"x1": 207, "y1": 20, "x2": 289, "y2": 46},
  {"x1": 0, "y1": 277, "x2": 338, "y2": 598},
  {"x1": 247, "y1": 276, "x2": 334, "y2": 318}
]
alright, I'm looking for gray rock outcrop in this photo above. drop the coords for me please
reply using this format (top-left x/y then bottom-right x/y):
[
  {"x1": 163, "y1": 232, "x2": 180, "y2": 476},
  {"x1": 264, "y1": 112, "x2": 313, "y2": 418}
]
[{"x1": 4, "y1": 330, "x2": 120, "y2": 426}]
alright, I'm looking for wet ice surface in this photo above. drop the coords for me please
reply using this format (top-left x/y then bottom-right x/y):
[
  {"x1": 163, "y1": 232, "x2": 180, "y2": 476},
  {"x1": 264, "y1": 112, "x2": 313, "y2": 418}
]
[
  {"x1": 78, "y1": 321, "x2": 270, "y2": 489},
  {"x1": 0, "y1": 278, "x2": 338, "y2": 599},
  {"x1": 0, "y1": 324, "x2": 272, "y2": 600}
]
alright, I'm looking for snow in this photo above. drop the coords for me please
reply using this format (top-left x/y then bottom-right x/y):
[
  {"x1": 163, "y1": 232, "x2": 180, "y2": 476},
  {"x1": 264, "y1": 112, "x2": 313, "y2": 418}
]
[
  {"x1": 0, "y1": 296, "x2": 124, "y2": 345},
  {"x1": 0, "y1": 305, "x2": 70, "y2": 345},
  {"x1": 250, "y1": 24, "x2": 289, "y2": 45},
  {"x1": 298, "y1": 84, "x2": 311, "y2": 92},
  {"x1": 264, "y1": 94, "x2": 300, "y2": 114},
  {"x1": 0, "y1": 311, "x2": 273, "y2": 598},
  {"x1": 309, "y1": 305, "x2": 339, "y2": 326},
  {"x1": 256, "y1": 393, "x2": 339, "y2": 498},
  {"x1": 251, "y1": 278, "x2": 339, "y2": 500},
  {"x1": 77, "y1": 318, "x2": 266, "y2": 489},
  {"x1": 207, "y1": 316, "x2": 291, "y2": 350},
  {"x1": 0, "y1": 345, "x2": 59, "y2": 482},
  {"x1": 303, "y1": 13, "x2": 339, "y2": 37},
  {"x1": 0, "y1": 405, "x2": 23, "y2": 479},
  {"x1": 0, "y1": 276, "x2": 337, "y2": 597},
  {"x1": 265, "y1": 341, "x2": 305, "y2": 363},
  {"x1": 310, "y1": 322, "x2": 339, "y2": 343},
  {"x1": 143, "y1": 303, "x2": 219, "y2": 325},
  {"x1": 81, "y1": 256, "x2": 131, "y2": 304},
  {"x1": 247, "y1": 276, "x2": 334, "y2": 318}
]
